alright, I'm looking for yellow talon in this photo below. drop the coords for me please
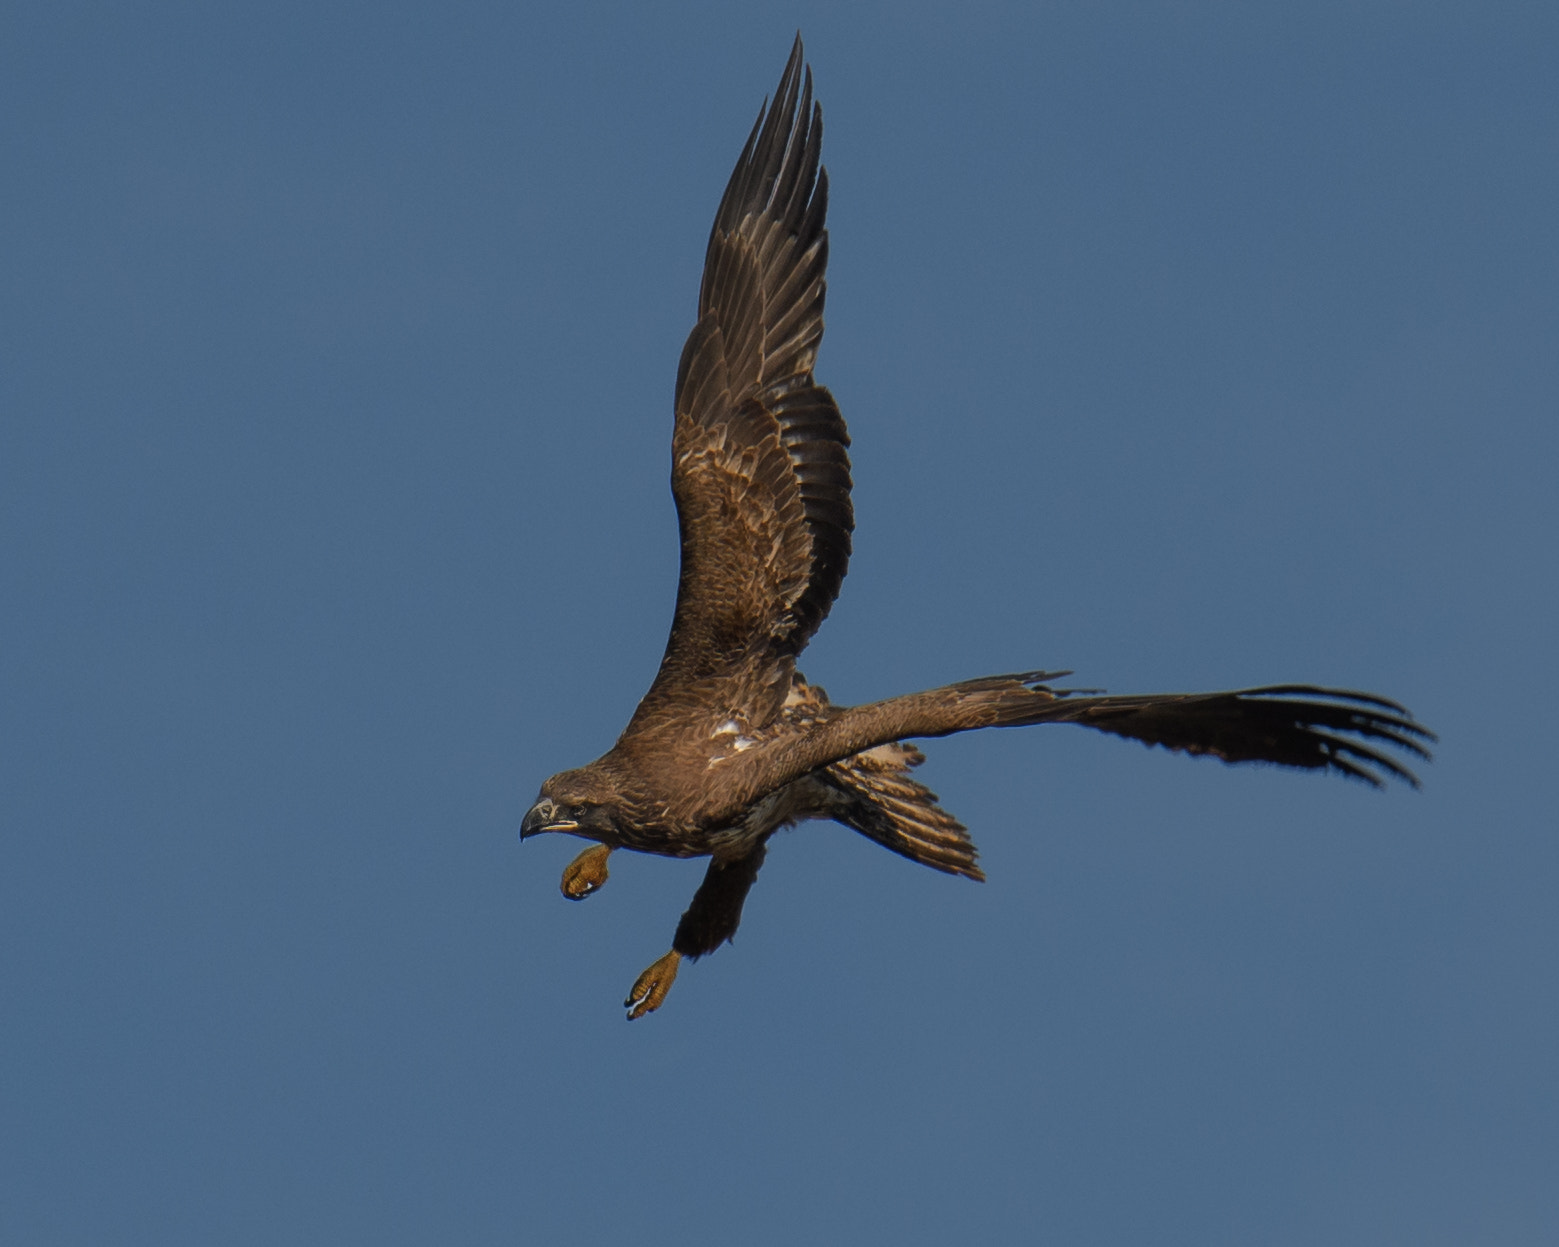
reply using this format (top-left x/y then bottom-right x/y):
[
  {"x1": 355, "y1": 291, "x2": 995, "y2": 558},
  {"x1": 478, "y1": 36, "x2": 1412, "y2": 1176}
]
[
  {"x1": 625, "y1": 950, "x2": 682, "y2": 1020},
  {"x1": 560, "y1": 844, "x2": 612, "y2": 900}
]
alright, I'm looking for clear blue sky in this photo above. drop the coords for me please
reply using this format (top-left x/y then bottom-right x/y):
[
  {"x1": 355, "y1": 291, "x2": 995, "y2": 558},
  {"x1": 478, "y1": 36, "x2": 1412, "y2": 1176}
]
[{"x1": 4, "y1": 3, "x2": 1555, "y2": 1244}]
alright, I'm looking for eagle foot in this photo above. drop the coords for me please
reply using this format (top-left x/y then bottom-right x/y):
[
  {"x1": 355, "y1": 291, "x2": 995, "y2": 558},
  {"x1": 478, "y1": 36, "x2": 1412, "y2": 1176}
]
[
  {"x1": 560, "y1": 844, "x2": 612, "y2": 900},
  {"x1": 625, "y1": 950, "x2": 682, "y2": 1020}
]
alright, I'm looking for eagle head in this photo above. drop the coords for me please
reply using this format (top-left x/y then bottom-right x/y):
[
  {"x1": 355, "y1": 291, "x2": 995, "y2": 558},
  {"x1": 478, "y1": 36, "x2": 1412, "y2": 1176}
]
[{"x1": 520, "y1": 768, "x2": 620, "y2": 842}]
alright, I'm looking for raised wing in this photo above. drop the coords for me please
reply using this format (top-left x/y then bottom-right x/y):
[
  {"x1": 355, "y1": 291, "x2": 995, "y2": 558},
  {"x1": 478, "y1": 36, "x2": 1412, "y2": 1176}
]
[{"x1": 624, "y1": 37, "x2": 852, "y2": 742}]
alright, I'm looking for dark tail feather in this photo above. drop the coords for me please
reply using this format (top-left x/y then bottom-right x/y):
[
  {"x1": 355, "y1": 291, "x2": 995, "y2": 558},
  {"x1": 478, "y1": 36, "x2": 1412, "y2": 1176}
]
[
  {"x1": 954, "y1": 673, "x2": 1435, "y2": 789},
  {"x1": 824, "y1": 742, "x2": 984, "y2": 881}
]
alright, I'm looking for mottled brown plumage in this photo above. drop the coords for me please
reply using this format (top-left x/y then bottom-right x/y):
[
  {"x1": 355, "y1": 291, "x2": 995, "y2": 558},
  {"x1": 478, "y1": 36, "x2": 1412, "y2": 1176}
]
[{"x1": 520, "y1": 37, "x2": 1434, "y2": 1019}]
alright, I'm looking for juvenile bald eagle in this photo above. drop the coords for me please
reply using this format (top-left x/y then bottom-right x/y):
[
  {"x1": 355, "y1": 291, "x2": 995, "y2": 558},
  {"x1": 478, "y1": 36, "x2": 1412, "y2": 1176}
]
[{"x1": 521, "y1": 37, "x2": 1432, "y2": 1019}]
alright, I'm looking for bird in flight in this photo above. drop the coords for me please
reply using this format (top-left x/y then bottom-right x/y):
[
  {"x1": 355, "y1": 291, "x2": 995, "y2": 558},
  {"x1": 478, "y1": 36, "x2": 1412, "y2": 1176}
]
[{"x1": 520, "y1": 36, "x2": 1433, "y2": 1019}]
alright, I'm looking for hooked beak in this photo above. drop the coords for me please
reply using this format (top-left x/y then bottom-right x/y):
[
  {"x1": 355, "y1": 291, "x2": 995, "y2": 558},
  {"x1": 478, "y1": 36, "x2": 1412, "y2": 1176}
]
[{"x1": 520, "y1": 800, "x2": 577, "y2": 841}]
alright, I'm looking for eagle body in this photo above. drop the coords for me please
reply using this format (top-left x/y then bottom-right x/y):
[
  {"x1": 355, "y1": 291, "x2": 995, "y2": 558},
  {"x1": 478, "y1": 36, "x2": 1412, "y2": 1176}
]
[{"x1": 520, "y1": 38, "x2": 1432, "y2": 1019}]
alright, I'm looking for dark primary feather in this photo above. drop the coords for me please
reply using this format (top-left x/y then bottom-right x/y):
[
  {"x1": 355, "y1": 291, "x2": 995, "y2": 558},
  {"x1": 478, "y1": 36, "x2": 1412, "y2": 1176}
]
[
  {"x1": 1060, "y1": 684, "x2": 1434, "y2": 788},
  {"x1": 951, "y1": 676, "x2": 1434, "y2": 788}
]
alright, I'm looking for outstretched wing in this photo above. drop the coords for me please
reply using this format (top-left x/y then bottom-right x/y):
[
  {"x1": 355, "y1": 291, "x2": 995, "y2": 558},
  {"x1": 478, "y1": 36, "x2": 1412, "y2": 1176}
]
[
  {"x1": 624, "y1": 36, "x2": 852, "y2": 745},
  {"x1": 731, "y1": 675, "x2": 1434, "y2": 801}
]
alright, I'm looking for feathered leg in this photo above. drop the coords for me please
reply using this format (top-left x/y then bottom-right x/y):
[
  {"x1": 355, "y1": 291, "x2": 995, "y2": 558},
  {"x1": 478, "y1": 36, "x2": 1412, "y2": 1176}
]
[{"x1": 625, "y1": 844, "x2": 768, "y2": 1020}]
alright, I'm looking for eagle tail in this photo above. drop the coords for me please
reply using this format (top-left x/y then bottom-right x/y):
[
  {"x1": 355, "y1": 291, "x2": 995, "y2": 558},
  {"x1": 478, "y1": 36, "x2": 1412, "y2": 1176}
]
[{"x1": 823, "y1": 741, "x2": 984, "y2": 881}]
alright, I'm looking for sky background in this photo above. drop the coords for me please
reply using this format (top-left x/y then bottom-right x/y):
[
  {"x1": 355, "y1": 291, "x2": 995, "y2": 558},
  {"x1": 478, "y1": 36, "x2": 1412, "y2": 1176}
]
[{"x1": 4, "y1": 2, "x2": 1556, "y2": 1244}]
